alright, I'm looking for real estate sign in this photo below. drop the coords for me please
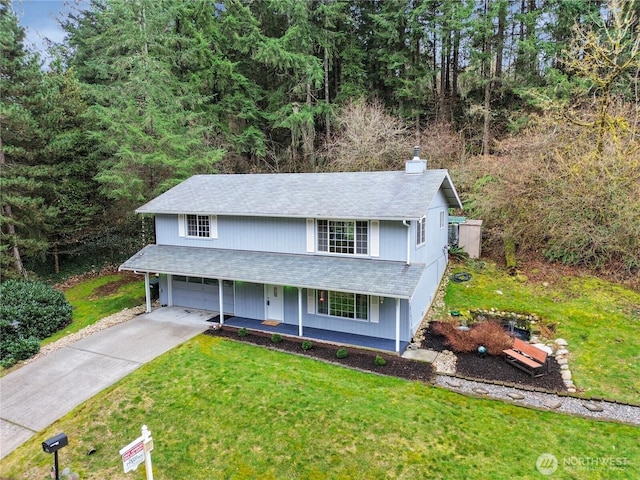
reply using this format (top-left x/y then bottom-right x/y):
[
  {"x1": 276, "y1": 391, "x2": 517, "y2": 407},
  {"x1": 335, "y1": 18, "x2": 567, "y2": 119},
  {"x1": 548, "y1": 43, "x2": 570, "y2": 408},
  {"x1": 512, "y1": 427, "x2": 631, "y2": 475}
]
[
  {"x1": 119, "y1": 425, "x2": 154, "y2": 479},
  {"x1": 119, "y1": 438, "x2": 145, "y2": 473}
]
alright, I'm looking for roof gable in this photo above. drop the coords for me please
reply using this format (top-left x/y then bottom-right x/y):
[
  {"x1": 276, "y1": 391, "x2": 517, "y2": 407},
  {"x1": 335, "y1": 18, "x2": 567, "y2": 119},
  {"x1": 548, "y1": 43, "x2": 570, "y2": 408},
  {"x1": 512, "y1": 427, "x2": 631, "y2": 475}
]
[{"x1": 136, "y1": 170, "x2": 462, "y2": 220}]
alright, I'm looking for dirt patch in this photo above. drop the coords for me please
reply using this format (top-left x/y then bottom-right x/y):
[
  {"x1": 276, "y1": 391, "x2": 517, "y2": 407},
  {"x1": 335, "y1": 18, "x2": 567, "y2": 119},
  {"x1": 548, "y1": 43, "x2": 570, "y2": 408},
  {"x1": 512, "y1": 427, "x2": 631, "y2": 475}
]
[
  {"x1": 54, "y1": 264, "x2": 122, "y2": 291},
  {"x1": 90, "y1": 272, "x2": 141, "y2": 299},
  {"x1": 206, "y1": 327, "x2": 434, "y2": 383}
]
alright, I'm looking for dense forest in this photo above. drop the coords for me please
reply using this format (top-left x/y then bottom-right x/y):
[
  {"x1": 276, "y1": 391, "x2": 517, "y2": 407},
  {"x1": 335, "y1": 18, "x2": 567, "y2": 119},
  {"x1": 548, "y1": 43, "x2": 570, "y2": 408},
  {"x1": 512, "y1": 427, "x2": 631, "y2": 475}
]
[{"x1": 1, "y1": 0, "x2": 639, "y2": 282}]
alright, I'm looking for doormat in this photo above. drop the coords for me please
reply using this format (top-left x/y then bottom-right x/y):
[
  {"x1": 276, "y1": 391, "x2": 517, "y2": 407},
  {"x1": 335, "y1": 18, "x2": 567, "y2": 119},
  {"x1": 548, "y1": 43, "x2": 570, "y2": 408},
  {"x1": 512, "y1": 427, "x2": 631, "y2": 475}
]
[{"x1": 262, "y1": 320, "x2": 280, "y2": 326}]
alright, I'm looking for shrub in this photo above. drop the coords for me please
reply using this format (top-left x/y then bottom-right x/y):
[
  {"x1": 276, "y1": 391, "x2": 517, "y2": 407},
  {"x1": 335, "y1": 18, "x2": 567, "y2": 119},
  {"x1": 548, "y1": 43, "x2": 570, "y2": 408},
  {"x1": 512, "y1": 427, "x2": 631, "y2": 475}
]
[
  {"x1": 336, "y1": 348, "x2": 348, "y2": 359},
  {"x1": 374, "y1": 354, "x2": 387, "y2": 367},
  {"x1": 432, "y1": 320, "x2": 512, "y2": 355},
  {"x1": 0, "y1": 280, "x2": 72, "y2": 340},
  {"x1": 271, "y1": 333, "x2": 283, "y2": 344},
  {"x1": 301, "y1": 340, "x2": 313, "y2": 351},
  {"x1": 0, "y1": 335, "x2": 40, "y2": 368},
  {"x1": 237, "y1": 327, "x2": 248, "y2": 337}
]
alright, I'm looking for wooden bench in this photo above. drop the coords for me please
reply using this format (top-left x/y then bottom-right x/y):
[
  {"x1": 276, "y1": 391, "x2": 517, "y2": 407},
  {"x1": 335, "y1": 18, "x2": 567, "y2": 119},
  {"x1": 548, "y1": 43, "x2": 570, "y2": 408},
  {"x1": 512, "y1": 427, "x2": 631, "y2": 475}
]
[{"x1": 503, "y1": 338, "x2": 549, "y2": 377}]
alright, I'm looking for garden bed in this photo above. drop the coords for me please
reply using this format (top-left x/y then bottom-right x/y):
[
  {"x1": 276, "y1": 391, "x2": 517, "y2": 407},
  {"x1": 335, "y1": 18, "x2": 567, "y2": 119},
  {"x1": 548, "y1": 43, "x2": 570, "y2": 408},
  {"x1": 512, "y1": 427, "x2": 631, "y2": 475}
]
[
  {"x1": 421, "y1": 322, "x2": 567, "y2": 391},
  {"x1": 205, "y1": 326, "x2": 434, "y2": 383}
]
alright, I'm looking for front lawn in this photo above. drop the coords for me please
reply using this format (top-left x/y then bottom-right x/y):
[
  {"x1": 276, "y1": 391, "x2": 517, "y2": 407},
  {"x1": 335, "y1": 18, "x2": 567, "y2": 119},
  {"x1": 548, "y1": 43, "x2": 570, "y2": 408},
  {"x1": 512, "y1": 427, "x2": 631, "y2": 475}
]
[
  {"x1": 44, "y1": 273, "x2": 145, "y2": 346},
  {"x1": 1, "y1": 336, "x2": 637, "y2": 479},
  {"x1": 444, "y1": 260, "x2": 640, "y2": 404}
]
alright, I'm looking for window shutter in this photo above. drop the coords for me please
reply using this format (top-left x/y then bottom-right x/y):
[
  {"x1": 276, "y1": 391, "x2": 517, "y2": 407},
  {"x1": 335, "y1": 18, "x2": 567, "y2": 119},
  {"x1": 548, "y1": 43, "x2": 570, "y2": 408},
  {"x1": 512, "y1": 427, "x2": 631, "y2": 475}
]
[
  {"x1": 210, "y1": 215, "x2": 218, "y2": 239},
  {"x1": 306, "y1": 218, "x2": 315, "y2": 252},
  {"x1": 178, "y1": 214, "x2": 186, "y2": 237},
  {"x1": 307, "y1": 289, "x2": 315, "y2": 314},
  {"x1": 370, "y1": 296, "x2": 380, "y2": 323},
  {"x1": 370, "y1": 220, "x2": 380, "y2": 257}
]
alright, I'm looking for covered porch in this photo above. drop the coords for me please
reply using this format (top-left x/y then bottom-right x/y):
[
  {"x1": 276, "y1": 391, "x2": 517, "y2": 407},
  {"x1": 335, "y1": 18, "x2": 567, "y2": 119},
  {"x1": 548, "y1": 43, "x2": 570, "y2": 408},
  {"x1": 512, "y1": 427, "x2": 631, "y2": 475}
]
[{"x1": 218, "y1": 316, "x2": 409, "y2": 354}]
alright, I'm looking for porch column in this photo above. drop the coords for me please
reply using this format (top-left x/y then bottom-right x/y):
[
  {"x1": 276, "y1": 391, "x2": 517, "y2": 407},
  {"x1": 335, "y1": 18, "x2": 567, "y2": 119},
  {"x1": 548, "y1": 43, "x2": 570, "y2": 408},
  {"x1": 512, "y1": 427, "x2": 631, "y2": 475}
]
[
  {"x1": 144, "y1": 272, "x2": 152, "y2": 313},
  {"x1": 218, "y1": 279, "x2": 225, "y2": 325},
  {"x1": 395, "y1": 298, "x2": 401, "y2": 353},
  {"x1": 167, "y1": 274, "x2": 173, "y2": 306},
  {"x1": 298, "y1": 287, "x2": 303, "y2": 336}
]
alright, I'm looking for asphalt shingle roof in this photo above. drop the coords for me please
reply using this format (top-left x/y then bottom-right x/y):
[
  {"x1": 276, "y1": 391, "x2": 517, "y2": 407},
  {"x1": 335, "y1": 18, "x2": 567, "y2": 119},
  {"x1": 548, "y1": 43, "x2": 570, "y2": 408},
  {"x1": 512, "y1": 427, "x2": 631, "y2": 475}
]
[
  {"x1": 136, "y1": 169, "x2": 462, "y2": 220},
  {"x1": 120, "y1": 245, "x2": 424, "y2": 299}
]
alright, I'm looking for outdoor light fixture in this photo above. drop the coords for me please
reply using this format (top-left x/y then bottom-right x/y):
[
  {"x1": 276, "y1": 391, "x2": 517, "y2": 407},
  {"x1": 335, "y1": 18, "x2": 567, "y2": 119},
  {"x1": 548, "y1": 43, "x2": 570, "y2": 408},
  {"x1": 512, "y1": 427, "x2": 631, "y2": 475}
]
[{"x1": 42, "y1": 432, "x2": 68, "y2": 480}]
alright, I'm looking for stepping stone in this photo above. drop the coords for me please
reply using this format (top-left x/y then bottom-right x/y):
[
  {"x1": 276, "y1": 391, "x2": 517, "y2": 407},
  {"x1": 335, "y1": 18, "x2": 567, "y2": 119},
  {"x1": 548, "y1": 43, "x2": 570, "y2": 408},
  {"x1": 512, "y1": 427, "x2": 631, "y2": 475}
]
[
  {"x1": 446, "y1": 379, "x2": 462, "y2": 388},
  {"x1": 507, "y1": 392, "x2": 525, "y2": 400},
  {"x1": 583, "y1": 402, "x2": 604, "y2": 412},
  {"x1": 544, "y1": 400, "x2": 562, "y2": 409},
  {"x1": 472, "y1": 387, "x2": 489, "y2": 395}
]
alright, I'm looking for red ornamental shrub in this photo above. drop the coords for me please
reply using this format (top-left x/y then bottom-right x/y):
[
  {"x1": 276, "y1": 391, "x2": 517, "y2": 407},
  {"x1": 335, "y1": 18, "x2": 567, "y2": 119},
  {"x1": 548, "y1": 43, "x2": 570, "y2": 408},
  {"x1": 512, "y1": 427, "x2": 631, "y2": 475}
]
[{"x1": 432, "y1": 321, "x2": 513, "y2": 355}]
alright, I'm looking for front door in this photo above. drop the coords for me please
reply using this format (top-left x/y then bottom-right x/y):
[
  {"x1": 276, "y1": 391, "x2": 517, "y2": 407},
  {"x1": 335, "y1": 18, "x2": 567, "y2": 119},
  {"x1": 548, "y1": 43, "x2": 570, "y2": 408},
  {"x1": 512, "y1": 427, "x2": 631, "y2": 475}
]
[{"x1": 266, "y1": 285, "x2": 284, "y2": 321}]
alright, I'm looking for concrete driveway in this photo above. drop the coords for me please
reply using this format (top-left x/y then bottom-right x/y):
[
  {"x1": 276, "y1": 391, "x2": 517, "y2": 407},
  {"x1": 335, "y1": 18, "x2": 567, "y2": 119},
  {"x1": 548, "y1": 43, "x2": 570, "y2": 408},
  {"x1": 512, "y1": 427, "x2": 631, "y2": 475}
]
[{"x1": 0, "y1": 307, "x2": 213, "y2": 459}]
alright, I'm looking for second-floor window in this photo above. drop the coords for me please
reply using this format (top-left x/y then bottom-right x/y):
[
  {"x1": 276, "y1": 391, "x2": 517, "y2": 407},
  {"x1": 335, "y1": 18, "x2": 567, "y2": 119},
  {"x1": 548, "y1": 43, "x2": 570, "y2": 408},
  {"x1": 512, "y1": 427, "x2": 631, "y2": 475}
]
[
  {"x1": 317, "y1": 220, "x2": 368, "y2": 255},
  {"x1": 187, "y1": 214, "x2": 211, "y2": 237},
  {"x1": 417, "y1": 216, "x2": 426, "y2": 246}
]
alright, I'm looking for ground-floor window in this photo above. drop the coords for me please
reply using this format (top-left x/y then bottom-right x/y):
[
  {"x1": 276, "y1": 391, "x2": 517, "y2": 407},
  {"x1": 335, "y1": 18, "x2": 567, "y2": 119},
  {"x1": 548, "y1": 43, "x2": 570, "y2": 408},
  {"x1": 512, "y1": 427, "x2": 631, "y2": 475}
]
[{"x1": 317, "y1": 290, "x2": 368, "y2": 320}]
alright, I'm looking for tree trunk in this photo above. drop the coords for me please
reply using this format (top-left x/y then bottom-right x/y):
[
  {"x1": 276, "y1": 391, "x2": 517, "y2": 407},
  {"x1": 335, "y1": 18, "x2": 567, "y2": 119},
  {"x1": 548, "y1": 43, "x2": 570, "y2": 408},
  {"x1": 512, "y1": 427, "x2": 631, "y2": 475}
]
[{"x1": 0, "y1": 135, "x2": 27, "y2": 278}]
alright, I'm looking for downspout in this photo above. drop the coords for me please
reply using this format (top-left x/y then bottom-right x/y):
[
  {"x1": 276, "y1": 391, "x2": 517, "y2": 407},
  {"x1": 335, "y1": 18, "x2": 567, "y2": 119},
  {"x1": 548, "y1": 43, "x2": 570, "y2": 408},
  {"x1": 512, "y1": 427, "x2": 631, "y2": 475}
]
[{"x1": 403, "y1": 220, "x2": 411, "y2": 265}]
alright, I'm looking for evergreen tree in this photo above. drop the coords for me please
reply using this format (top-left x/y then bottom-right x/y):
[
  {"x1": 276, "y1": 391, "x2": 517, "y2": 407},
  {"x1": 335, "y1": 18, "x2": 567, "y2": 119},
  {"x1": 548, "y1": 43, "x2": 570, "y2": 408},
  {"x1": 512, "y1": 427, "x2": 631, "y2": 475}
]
[
  {"x1": 64, "y1": 0, "x2": 225, "y2": 210},
  {"x1": 0, "y1": 0, "x2": 55, "y2": 278}
]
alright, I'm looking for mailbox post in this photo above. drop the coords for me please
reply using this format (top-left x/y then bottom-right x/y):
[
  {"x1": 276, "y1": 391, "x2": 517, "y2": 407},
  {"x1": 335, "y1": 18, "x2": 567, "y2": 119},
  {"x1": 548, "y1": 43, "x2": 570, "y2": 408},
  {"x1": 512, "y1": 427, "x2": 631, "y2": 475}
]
[{"x1": 42, "y1": 432, "x2": 68, "y2": 480}]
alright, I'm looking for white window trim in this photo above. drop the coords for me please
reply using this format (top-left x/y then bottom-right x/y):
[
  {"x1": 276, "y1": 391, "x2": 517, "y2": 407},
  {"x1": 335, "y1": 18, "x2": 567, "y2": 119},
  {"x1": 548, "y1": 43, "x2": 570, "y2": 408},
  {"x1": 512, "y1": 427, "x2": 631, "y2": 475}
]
[
  {"x1": 370, "y1": 220, "x2": 380, "y2": 257},
  {"x1": 417, "y1": 216, "x2": 426, "y2": 246},
  {"x1": 178, "y1": 214, "x2": 218, "y2": 239},
  {"x1": 316, "y1": 219, "x2": 369, "y2": 256},
  {"x1": 440, "y1": 211, "x2": 445, "y2": 229},
  {"x1": 316, "y1": 289, "x2": 370, "y2": 322}
]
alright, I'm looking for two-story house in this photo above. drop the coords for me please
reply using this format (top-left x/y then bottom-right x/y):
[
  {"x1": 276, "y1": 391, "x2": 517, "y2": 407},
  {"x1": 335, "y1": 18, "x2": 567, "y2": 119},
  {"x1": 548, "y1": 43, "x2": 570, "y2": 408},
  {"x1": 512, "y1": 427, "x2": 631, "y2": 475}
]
[{"x1": 119, "y1": 155, "x2": 462, "y2": 353}]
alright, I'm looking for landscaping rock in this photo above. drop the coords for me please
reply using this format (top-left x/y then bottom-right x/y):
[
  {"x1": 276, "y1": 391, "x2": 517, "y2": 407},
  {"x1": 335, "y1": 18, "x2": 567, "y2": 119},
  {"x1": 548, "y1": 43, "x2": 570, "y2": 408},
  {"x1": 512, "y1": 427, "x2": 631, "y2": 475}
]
[
  {"x1": 561, "y1": 370, "x2": 572, "y2": 380},
  {"x1": 507, "y1": 392, "x2": 525, "y2": 400},
  {"x1": 556, "y1": 357, "x2": 568, "y2": 365},
  {"x1": 532, "y1": 343, "x2": 552, "y2": 355},
  {"x1": 472, "y1": 387, "x2": 489, "y2": 395},
  {"x1": 544, "y1": 400, "x2": 562, "y2": 409},
  {"x1": 583, "y1": 402, "x2": 604, "y2": 412},
  {"x1": 447, "y1": 379, "x2": 462, "y2": 388},
  {"x1": 555, "y1": 338, "x2": 568, "y2": 347},
  {"x1": 556, "y1": 348, "x2": 569, "y2": 356},
  {"x1": 560, "y1": 364, "x2": 569, "y2": 370}
]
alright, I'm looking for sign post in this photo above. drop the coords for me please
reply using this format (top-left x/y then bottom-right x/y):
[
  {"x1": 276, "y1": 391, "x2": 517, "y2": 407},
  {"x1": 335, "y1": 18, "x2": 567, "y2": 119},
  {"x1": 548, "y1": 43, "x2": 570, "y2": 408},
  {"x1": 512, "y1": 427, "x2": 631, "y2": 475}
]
[{"x1": 119, "y1": 425, "x2": 154, "y2": 480}]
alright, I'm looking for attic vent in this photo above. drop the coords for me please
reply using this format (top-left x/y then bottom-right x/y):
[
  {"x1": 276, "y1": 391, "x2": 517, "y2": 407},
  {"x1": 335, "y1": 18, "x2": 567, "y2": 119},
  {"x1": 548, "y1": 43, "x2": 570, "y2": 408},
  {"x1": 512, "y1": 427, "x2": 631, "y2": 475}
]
[{"x1": 405, "y1": 146, "x2": 427, "y2": 174}]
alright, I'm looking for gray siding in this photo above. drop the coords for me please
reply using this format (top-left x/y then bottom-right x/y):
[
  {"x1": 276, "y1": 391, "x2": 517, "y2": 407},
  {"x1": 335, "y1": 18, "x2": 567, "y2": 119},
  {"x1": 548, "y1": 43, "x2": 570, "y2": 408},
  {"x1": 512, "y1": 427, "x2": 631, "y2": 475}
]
[
  {"x1": 155, "y1": 214, "x2": 410, "y2": 262},
  {"x1": 412, "y1": 190, "x2": 449, "y2": 265},
  {"x1": 235, "y1": 282, "x2": 264, "y2": 319}
]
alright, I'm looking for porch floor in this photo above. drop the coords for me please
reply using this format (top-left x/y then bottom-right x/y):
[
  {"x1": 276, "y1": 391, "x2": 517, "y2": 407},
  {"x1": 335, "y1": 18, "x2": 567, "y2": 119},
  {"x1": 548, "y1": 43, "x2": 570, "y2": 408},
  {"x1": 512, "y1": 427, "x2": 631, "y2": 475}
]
[{"x1": 220, "y1": 316, "x2": 408, "y2": 354}]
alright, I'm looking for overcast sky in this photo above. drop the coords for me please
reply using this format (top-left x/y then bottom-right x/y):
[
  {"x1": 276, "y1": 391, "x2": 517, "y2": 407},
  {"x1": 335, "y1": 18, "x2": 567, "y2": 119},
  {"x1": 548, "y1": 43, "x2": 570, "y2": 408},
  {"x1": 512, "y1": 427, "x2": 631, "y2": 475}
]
[{"x1": 11, "y1": 0, "x2": 83, "y2": 63}]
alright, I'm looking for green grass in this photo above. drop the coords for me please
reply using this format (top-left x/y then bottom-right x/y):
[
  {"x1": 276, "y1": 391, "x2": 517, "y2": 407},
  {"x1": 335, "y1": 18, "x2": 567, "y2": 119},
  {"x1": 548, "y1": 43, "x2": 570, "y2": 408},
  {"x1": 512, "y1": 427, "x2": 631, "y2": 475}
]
[
  {"x1": 1, "y1": 336, "x2": 637, "y2": 480},
  {"x1": 443, "y1": 260, "x2": 640, "y2": 403},
  {"x1": 43, "y1": 274, "x2": 145, "y2": 346}
]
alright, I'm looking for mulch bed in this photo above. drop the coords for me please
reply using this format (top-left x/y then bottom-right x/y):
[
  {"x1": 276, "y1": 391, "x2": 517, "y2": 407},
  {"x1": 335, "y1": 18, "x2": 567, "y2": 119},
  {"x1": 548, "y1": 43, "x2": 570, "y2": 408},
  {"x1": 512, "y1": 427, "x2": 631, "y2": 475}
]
[
  {"x1": 205, "y1": 326, "x2": 434, "y2": 383},
  {"x1": 422, "y1": 322, "x2": 567, "y2": 391},
  {"x1": 206, "y1": 322, "x2": 567, "y2": 392}
]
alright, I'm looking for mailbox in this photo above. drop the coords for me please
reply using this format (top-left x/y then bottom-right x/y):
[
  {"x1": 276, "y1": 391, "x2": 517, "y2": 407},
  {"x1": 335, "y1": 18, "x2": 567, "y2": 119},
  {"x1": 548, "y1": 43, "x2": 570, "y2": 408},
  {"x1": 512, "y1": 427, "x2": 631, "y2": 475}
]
[{"x1": 42, "y1": 433, "x2": 68, "y2": 453}]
